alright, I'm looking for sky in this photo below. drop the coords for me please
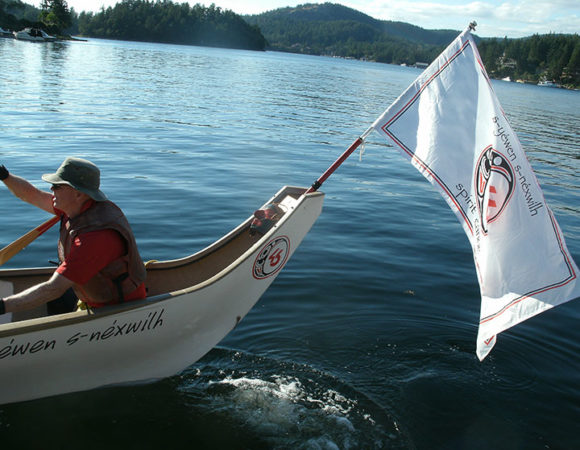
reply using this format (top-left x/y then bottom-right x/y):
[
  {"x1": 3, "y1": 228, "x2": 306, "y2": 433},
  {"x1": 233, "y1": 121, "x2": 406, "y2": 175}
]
[{"x1": 29, "y1": 0, "x2": 580, "y2": 38}]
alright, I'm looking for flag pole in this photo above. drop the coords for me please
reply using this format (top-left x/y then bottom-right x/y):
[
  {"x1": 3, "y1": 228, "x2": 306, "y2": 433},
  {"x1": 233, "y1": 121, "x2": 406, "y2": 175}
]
[{"x1": 306, "y1": 126, "x2": 374, "y2": 194}]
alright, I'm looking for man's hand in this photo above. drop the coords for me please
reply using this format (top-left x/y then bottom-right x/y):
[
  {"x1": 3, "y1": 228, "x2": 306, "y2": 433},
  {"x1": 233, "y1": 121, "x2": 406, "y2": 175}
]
[{"x1": 0, "y1": 165, "x2": 9, "y2": 181}]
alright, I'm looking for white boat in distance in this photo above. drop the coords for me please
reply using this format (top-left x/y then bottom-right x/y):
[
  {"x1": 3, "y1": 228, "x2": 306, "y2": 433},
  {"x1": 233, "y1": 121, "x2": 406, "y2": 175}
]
[
  {"x1": 13, "y1": 27, "x2": 56, "y2": 42},
  {"x1": 0, "y1": 27, "x2": 13, "y2": 38},
  {"x1": 537, "y1": 80, "x2": 559, "y2": 88},
  {"x1": 0, "y1": 186, "x2": 324, "y2": 405}
]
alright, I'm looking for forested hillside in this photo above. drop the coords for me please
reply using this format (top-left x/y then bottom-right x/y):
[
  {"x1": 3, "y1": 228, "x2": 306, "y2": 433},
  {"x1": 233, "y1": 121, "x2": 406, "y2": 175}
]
[
  {"x1": 0, "y1": 0, "x2": 42, "y2": 30},
  {"x1": 245, "y1": 3, "x2": 458, "y2": 65},
  {"x1": 478, "y1": 34, "x2": 580, "y2": 87},
  {"x1": 246, "y1": 3, "x2": 579, "y2": 88}
]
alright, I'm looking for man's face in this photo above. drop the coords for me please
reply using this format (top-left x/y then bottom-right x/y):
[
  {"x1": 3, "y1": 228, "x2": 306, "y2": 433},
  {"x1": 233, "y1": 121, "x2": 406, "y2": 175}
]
[{"x1": 50, "y1": 184, "x2": 83, "y2": 214}]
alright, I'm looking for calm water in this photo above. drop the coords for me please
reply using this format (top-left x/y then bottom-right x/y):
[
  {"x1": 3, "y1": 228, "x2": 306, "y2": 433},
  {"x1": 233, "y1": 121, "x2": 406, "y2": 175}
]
[{"x1": 0, "y1": 37, "x2": 579, "y2": 449}]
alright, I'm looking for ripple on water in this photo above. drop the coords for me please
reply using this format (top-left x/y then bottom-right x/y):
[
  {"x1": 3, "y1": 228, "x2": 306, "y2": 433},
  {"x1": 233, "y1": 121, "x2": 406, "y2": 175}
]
[{"x1": 177, "y1": 348, "x2": 413, "y2": 449}]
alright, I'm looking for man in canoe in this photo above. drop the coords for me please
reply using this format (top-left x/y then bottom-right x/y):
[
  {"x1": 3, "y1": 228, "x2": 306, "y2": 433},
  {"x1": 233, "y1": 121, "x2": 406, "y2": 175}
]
[{"x1": 0, "y1": 157, "x2": 146, "y2": 316}]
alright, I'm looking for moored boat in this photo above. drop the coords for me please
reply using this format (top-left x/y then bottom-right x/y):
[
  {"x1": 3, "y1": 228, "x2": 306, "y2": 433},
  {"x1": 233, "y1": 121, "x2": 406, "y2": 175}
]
[
  {"x1": 537, "y1": 79, "x2": 559, "y2": 88},
  {"x1": 0, "y1": 185, "x2": 324, "y2": 405},
  {"x1": 13, "y1": 27, "x2": 56, "y2": 42},
  {"x1": 0, "y1": 27, "x2": 13, "y2": 38}
]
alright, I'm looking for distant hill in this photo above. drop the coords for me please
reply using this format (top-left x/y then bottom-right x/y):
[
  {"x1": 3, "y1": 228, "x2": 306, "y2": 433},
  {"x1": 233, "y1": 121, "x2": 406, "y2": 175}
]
[
  {"x1": 245, "y1": 3, "x2": 579, "y2": 88},
  {"x1": 247, "y1": 3, "x2": 459, "y2": 45},
  {"x1": 244, "y1": 3, "x2": 460, "y2": 65},
  {"x1": 0, "y1": 0, "x2": 42, "y2": 31}
]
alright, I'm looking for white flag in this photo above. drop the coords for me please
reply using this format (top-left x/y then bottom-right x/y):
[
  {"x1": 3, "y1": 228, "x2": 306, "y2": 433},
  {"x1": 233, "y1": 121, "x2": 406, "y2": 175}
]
[{"x1": 371, "y1": 27, "x2": 580, "y2": 360}]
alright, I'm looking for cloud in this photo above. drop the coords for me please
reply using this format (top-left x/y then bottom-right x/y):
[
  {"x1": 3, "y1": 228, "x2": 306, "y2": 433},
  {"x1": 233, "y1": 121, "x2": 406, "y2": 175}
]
[{"x1": 344, "y1": 0, "x2": 579, "y2": 37}]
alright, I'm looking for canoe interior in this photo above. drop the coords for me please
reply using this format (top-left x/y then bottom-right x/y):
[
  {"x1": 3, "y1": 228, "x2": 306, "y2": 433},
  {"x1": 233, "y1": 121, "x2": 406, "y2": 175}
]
[{"x1": 0, "y1": 186, "x2": 310, "y2": 326}]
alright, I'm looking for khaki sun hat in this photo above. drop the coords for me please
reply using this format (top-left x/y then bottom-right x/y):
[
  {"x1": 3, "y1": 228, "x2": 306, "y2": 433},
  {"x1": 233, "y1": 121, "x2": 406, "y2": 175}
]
[{"x1": 42, "y1": 157, "x2": 107, "y2": 201}]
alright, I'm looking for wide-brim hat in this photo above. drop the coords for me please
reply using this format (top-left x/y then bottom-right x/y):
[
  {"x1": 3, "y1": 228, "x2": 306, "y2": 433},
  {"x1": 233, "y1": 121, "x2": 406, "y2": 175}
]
[{"x1": 42, "y1": 157, "x2": 107, "y2": 201}]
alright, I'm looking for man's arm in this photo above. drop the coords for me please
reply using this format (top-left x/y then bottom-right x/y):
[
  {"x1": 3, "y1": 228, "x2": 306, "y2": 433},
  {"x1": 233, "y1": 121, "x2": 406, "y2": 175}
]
[
  {"x1": 0, "y1": 165, "x2": 54, "y2": 214},
  {"x1": 2, "y1": 272, "x2": 74, "y2": 313}
]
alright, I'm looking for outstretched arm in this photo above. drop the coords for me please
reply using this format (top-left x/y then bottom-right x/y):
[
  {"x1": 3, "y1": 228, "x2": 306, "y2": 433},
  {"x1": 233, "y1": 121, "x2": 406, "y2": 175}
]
[
  {"x1": 1, "y1": 271, "x2": 74, "y2": 313},
  {"x1": 0, "y1": 165, "x2": 54, "y2": 214}
]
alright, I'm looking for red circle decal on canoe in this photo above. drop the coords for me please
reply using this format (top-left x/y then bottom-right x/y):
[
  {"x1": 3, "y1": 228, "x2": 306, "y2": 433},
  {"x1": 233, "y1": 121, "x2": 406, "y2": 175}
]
[{"x1": 253, "y1": 236, "x2": 291, "y2": 279}]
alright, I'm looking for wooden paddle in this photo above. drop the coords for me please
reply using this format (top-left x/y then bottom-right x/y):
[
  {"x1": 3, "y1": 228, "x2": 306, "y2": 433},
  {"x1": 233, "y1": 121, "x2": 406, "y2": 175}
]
[{"x1": 0, "y1": 215, "x2": 60, "y2": 267}]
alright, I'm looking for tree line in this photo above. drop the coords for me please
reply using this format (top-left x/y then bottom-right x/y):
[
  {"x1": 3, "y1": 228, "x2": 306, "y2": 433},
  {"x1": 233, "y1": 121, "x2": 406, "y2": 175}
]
[
  {"x1": 0, "y1": 0, "x2": 267, "y2": 51},
  {"x1": 478, "y1": 34, "x2": 580, "y2": 87},
  {"x1": 0, "y1": 0, "x2": 46, "y2": 31},
  {"x1": 77, "y1": 0, "x2": 266, "y2": 50}
]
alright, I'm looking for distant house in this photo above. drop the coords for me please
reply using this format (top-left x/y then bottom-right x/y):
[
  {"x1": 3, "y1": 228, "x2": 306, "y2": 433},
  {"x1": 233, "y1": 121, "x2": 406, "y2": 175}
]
[
  {"x1": 414, "y1": 62, "x2": 429, "y2": 69},
  {"x1": 498, "y1": 53, "x2": 517, "y2": 69}
]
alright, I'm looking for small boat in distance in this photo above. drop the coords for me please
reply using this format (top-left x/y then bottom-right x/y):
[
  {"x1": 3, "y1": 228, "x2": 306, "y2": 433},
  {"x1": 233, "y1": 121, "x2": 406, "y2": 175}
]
[
  {"x1": 0, "y1": 27, "x2": 13, "y2": 38},
  {"x1": 537, "y1": 79, "x2": 559, "y2": 88},
  {"x1": 13, "y1": 27, "x2": 56, "y2": 42}
]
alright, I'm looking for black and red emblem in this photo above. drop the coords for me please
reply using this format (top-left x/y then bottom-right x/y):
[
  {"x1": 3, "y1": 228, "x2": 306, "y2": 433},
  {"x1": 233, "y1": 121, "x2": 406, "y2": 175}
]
[
  {"x1": 253, "y1": 236, "x2": 290, "y2": 279},
  {"x1": 474, "y1": 145, "x2": 515, "y2": 234}
]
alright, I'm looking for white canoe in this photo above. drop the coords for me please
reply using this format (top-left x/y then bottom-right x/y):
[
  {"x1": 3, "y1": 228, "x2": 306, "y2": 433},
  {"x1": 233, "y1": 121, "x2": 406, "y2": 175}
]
[{"x1": 0, "y1": 186, "x2": 324, "y2": 405}]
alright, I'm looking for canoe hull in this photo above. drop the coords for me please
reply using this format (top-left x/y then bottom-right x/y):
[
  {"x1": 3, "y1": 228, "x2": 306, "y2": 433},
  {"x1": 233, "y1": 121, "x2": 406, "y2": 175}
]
[{"x1": 0, "y1": 187, "x2": 324, "y2": 404}]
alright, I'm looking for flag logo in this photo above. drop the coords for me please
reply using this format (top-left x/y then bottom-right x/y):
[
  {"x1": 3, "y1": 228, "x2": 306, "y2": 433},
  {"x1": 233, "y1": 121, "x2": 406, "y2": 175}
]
[{"x1": 475, "y1": 146, "x2": 515, "y2": 233}]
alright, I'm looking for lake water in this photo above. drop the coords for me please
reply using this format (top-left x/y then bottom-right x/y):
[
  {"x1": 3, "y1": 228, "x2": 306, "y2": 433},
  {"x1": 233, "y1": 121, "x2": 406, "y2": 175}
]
[{"x1": 0, "y1": 37, "x2": 579, "y2": 449}]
